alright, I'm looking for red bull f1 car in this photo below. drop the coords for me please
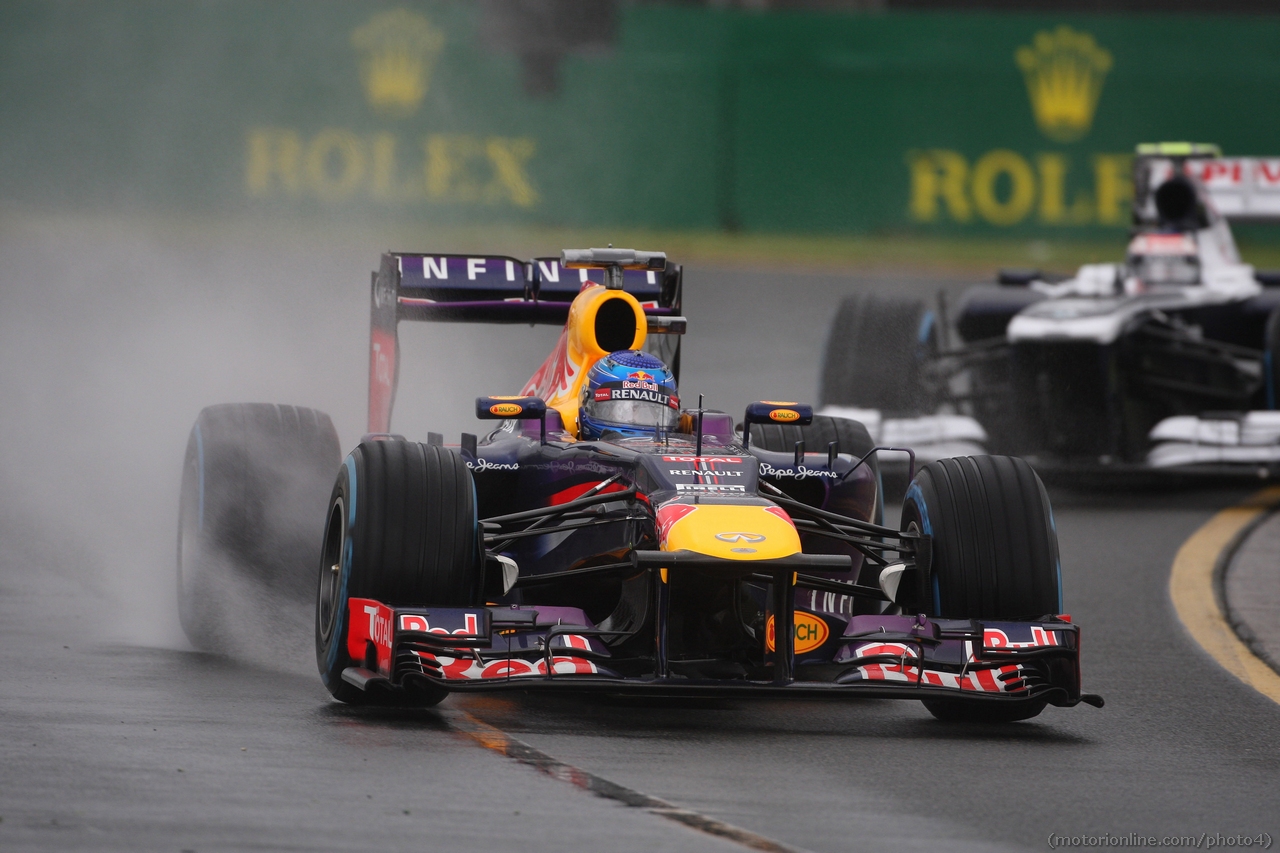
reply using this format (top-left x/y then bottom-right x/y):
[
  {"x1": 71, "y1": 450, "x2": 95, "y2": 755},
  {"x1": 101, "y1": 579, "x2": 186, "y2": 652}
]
[
  {"x1": 820, "y1": 143, "x2": 1280, "y2": 480},
  {"x1": 178, "y1": 248, "x2": 1101, "y2": 722}
]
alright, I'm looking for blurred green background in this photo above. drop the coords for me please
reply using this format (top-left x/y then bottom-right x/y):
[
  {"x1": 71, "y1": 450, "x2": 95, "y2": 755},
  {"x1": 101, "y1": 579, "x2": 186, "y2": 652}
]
[{"x1": 3, "y1": 1, "x2": 1279, "y2": 268}]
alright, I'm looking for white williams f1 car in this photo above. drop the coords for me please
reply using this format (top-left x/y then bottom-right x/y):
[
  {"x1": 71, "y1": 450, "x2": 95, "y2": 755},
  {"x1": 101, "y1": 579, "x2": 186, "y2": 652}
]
[{"x1": 822, "y1": 142, "x2": 1280, "y2": 477}]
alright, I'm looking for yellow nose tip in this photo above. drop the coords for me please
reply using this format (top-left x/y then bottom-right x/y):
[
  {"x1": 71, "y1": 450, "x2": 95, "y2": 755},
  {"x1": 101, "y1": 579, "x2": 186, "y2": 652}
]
[{"x1": 660, "y1": 504, "x2": 801, "y2": 561}]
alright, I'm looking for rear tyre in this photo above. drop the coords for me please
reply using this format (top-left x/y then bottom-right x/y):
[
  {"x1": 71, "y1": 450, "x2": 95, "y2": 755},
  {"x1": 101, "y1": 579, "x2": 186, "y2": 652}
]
[
  {"x1": 820, "y1": 293, "x2": 937, "y2": 415},
  {"x1": 177, "y1": 404, "x2": 339, "y2": 652},
  {"x1": 316, "y1": 441, "x2": 481, "y2": 706},
  {"x1": 899, "y1": 455, "x2": 1061, "y2": 723},
  {"x1": 749, "y1": 414, "x2": 880, "y2": 520},
  {"x1": 749, "y1": 415, "x2": 876, "y2": 464}
]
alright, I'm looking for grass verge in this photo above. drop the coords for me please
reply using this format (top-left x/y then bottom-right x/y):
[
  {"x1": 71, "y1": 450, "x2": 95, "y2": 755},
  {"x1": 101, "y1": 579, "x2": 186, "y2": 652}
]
[{"x1": 6, "y1": 205, "x2": 1279, "y2": 275}]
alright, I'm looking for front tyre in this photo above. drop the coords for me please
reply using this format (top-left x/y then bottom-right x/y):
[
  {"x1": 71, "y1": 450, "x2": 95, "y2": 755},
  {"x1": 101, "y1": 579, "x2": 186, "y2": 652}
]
[
  {"x1": 899, "y1": 455, "x2": 1061, "y2": 723},
  {"x1": 316, "y1": 441, "x2": 481, "y2": 706},
  {"x1": 921, "y1": 697, "x2": 1049, "y2": 724},
  {"x1": 820, "y1": 292, "x2": 937, "y2": 415},
  {"x1": 1264, "y1": 306, "x2": 1280, "y2": 409}
]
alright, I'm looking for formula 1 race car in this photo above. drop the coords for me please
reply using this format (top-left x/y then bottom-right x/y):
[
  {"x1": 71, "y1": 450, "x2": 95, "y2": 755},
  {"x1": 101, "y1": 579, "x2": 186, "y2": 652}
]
[
  {"x1": 821, "y1": 143, "x2": 1280, "y2": 477},
  {"x1": 178, "y1": 247, "x2": 1100, "y2": 722}
]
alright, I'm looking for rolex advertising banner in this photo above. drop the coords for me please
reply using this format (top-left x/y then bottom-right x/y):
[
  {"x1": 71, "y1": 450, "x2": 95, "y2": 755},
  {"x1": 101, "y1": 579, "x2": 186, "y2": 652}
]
[{"x1": 2, "y1": 2, "x2": 1279, "y2": 237}]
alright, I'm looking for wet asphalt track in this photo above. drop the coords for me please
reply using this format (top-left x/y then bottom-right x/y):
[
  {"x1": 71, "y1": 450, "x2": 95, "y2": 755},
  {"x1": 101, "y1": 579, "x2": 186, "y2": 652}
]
[{"x1": 1, "y1": 215, "x2": 1278, "y2": 852}]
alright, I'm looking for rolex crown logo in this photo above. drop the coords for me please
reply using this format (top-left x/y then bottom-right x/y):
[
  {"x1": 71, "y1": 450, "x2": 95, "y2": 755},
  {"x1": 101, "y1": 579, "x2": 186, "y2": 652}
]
[
  {"x1": 352, "y1": 9, "x2": 445, "y2": 119},
  {"x1": 1016, "y1": 26, "x2": 1113, "y2": 143}
]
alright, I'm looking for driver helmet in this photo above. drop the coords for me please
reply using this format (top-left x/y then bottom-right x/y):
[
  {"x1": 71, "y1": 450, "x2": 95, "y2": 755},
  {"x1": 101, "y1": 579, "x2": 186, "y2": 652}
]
[{"x1": 579, "y1": 350, "x2": 679, "y2": 440}]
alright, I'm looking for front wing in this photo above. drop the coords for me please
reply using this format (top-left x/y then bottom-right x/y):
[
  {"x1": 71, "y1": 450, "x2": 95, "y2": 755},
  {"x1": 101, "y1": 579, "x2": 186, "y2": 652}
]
[{"x1": 340, "y1": 596, "x2": 1098, "y2": 708}]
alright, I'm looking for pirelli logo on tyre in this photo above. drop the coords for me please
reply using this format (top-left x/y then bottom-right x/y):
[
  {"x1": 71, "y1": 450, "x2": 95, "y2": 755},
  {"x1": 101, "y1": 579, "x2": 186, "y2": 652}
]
[
  {"x1": 768, "y1": 408, "x2": 801, "y2": 423},
  {"x1": 489, "y1": 403, "x2": 523, "y2": 417}
]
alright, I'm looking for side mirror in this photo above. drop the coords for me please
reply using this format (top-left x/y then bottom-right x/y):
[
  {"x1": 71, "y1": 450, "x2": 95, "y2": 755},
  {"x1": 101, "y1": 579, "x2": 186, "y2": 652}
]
[
  {"x1": 997, "y1": 268, "x2": 1040, "y2": 286},
  {"x1": 742, "y1": 402, "x2": 813, "y2": 449},
  {"x1": 476, "y1": 396, "x2": 548, "y2": 443}
]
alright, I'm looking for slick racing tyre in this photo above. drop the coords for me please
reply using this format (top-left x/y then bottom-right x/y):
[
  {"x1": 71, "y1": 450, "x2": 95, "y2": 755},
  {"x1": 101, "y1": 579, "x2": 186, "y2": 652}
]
[
  {"x1": 952, "y1": 285, "x2": 1045, "y2": 343},
  {"x1": 749, "y1": 414, "x2": 875, "y2": 461},
  {"x1": 749, "y1": 414, "x2": 881, "y2": 520},
  {"x1": 177, "y1": 404, "x2": 340, "y2": 652},
  {"x1": 820, "y1": 293, "x2": 937, "y2": 416},
  {"x1": 1265, "y1": 307, "x2": 1280, "y2": 410},
  {"x1": 316, "y1": 441, "x2": 481, "y2": 706},
  {"x1": 899, "y1": 455, "x2": 1060, "y2": 723}
]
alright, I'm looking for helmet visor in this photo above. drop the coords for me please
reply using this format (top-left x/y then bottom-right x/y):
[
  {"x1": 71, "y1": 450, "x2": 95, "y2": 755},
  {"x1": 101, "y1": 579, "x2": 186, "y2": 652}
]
[
  {"x1": 1130, "y1": 254, "x2": 1199, "y2": 284},
  {"x1": 586, "y1": 398, "x2": 679, "y2": 430}
]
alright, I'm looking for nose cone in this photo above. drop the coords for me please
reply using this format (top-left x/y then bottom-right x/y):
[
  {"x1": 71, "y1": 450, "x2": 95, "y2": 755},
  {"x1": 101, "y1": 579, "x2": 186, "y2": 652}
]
[{"x1": 657, "y1": 504, "x2": 801, "y2": 561}]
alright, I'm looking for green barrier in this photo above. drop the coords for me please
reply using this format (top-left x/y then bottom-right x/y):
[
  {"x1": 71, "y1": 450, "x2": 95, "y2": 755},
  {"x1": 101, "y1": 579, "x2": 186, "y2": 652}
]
[{"x1": 2, "y1": 2, "x2": 1278, "y2": 236}]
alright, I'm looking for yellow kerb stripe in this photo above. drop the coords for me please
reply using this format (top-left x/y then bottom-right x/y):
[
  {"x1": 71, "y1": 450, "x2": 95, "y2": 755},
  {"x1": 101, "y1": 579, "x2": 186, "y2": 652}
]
[{"x1": 1169, "y1": 485, "x2": 1280, "y2": 705}]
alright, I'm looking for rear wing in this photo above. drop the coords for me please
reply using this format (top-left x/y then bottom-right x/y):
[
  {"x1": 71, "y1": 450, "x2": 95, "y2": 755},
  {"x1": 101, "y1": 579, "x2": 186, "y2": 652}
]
[
  {"x1": 1188, "y1": 158, "x2": 1280, "y2": 219},
  {"x1": 1134, "y1": 145, "x2": 1280, "y2": 222},
  {"x1": 368, "y1": 252, "x2": 684, "y2": 434}
]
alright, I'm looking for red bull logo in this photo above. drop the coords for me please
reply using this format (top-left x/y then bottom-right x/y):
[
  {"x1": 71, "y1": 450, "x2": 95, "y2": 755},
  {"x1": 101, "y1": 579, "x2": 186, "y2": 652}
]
[{"x1": 623, "y1": 370, "x2": 659, "y2": 391}]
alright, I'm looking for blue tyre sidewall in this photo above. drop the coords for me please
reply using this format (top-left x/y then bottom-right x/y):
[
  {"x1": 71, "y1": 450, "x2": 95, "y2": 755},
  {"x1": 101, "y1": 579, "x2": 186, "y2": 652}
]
[{"x1": 319, "y1": 453, "x2": 360, "y2": 689}]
